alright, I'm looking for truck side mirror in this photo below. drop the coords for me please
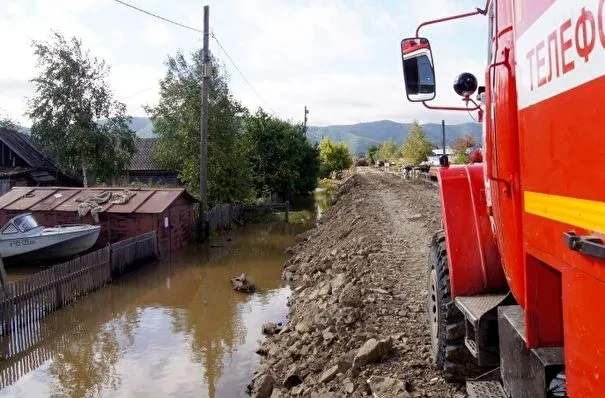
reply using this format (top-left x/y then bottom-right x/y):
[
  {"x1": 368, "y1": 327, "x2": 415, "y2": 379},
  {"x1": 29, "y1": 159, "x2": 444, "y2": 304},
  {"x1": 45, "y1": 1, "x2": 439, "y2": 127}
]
[{"x1": 401, "y1": 37, "x2": 436, "y2": 102}]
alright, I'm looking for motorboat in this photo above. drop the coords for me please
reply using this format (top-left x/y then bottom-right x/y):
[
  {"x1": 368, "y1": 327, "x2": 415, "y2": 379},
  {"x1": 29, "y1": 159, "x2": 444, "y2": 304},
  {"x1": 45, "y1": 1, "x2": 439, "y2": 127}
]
[{"x1": 0, "y1": 213, "x2": 101, "y2": 264}]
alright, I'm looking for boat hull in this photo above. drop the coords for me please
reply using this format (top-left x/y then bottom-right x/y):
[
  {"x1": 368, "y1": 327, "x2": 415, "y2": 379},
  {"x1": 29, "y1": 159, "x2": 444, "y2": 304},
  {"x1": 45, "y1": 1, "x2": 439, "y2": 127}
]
[{"x1": 1, "y1": 226, "x2": 101, "y2": 264}]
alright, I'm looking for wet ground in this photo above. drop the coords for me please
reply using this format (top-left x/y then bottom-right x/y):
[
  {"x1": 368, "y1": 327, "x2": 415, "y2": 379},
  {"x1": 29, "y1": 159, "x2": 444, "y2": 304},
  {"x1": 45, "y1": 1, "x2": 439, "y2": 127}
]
[{"x1": 0, "y1": 219, "x2": 313, "y2": 398}]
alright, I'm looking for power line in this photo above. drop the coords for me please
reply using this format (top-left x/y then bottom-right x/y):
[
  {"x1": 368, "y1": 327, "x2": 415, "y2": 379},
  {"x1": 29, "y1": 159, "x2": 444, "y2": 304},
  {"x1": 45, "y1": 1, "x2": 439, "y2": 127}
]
[
  {"x1": 210, "y1": 30, "x2": 276, "y2": 114},
  {"x1": 111, "y1": 0, "x2": 201, "y2": 33},
  {"x1": 110, "y1": 0, "x2": 277, "y2": 115}
]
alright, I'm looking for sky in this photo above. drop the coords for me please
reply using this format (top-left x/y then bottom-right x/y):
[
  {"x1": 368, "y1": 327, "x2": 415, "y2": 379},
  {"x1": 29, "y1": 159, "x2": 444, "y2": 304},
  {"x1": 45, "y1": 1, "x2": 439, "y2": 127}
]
[{"x1": 0, "y1": 0, "x2": 489, "y2": 127}]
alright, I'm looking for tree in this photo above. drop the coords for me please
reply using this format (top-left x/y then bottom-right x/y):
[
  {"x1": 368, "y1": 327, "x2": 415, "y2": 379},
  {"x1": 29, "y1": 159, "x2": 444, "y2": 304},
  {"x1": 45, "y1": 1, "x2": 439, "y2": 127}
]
[
  {"x1": 377, "y1": 139, "x2": 399, "y2": 161},
  {"x1": 318, "y1": 137, "x2": 352, "y2": 177},
  {"x1": 243, "y1": 108, "x2": 319, "y2": 200},
  {"x1": 400, "y1": 121, "x2": 434, "y2": 165},
  {"x1": 0, "y1": 109, "x2": 17, "y2": 130},
  {"x1": 145, "y1": 49, "x2": 255, "y2": 208},
  {"x1": 367, "y1": 144, "x2": 379, "y2": 164},
  {"x1": 25, "y1": 31, "x2": 136, "y2": 186},
  {"x1": 452, "y1": 133, "x2": 477, "y2": 155}
]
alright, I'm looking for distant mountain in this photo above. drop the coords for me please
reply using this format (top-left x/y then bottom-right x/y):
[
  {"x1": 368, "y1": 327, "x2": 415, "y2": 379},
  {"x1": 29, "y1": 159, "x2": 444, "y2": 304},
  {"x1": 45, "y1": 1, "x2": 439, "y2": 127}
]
[
  {"x1": 18, "y1": 118, "x2": 482, "y2": 153},
  {"x1": 307, "y1": 120, "x2": 483, "y2": 154}
]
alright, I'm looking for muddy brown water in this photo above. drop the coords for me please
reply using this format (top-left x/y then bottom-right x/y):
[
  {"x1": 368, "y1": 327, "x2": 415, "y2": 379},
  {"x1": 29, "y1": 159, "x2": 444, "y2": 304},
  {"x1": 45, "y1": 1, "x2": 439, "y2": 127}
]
[{"x1": 0, "y1": 220, "x2": 314, "y2": 398}]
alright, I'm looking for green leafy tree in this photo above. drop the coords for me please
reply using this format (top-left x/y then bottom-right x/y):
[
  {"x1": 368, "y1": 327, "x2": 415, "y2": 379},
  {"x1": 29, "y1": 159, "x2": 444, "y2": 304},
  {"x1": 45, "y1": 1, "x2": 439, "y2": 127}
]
[
  {"x1": 243, "y1": 108, "x2": 319, "y2": 200},
  {"x1": 377, "y1": 139, "x2": 399, "y2": 161},
  {"x1": 400, "y1": 121, "x2": 434, "y2": 165},
  {"x1": 319, "y1": 137, "x2": 352, "y2": 177},
  {"x1": 25, "y1": 31, "x2": 136, "y2": 186},
  {"x1": 144, "y1": 49, "x2": 255, "y2": 208},
  {"x1": 367, "y1": 144, "x2": 379, "y2": 164}
]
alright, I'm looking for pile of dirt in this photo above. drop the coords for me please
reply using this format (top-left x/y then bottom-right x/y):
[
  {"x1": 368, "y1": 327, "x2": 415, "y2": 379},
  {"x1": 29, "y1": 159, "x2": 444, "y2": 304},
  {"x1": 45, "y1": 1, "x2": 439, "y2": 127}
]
[{"x1": 249, "y1": 168, "x2": 467, "y2": 397}]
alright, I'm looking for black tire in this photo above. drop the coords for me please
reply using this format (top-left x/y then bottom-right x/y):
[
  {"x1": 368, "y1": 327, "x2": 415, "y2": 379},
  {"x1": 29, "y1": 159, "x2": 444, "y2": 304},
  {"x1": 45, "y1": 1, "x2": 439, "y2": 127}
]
[{"x1": 427, "y1": 230, "x2": 482, "y2": 381}]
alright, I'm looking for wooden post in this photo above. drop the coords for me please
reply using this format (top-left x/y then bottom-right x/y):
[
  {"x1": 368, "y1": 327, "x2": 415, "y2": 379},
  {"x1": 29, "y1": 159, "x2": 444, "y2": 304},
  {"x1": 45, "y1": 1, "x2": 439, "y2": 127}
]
[
  {"x1": 199, "y1": 4, "x2": 210, "y2": 242},
  {"x1": 285, "y1": 201, "x2": 290, "y2": 222},
  {"x1": 0, "y1": 256, "x2": 9, "y2": 295}
]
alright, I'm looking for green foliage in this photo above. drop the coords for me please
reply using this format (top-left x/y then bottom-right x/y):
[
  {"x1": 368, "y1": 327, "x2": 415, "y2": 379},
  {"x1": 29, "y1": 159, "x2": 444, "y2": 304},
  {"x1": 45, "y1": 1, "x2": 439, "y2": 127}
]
[
  {"x1": 144, "y1": 50, "x2": 255, "y2": 208},
  {"x1": 25, "y1": 31, "x2": 136, "y2": 186},
  {"x1": 243, "y1": 108, "x2": 319, "y2": 200},
  {"x1": 367, "y1": 144, "x2": 379, "y2": 164},
  {"x1": 400, "y1": 121, "x2": 434, "y2": 165},
  {"x1": 318, "y1": 137, "x2": 353, "y2": 177},
  {"x1": 452, "y1": 153, "x2": 470, "y2": 164},
  {"x1": 376, "y1": 139, "x2": 399, "y2": 161},
  {"x1": 0, "y1": 109, "x2": 17, "y2": 130}
]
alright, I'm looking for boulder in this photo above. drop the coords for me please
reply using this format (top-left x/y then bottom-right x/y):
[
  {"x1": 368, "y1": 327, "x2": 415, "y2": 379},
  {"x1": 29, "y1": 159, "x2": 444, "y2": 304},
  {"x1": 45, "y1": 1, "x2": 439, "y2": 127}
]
[
  {"x1": 352, "y1": 337, "x2": 394, "y2": 369},
  {"x1": 231, "y1": 273, "x2": 256, "y2": 293},
  {"x1": 262, "y1": 322, "x2": 281, "y2": 336},
  {"x1": 254, "y1": 374, "x2": 275, "y2": 398}
]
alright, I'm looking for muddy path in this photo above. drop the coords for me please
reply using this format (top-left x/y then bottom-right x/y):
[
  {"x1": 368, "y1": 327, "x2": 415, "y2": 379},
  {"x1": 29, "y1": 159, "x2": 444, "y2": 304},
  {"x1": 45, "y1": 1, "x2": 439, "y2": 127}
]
[{"x1": 250, "y1": 167, "x2": 467, "y2": 397}]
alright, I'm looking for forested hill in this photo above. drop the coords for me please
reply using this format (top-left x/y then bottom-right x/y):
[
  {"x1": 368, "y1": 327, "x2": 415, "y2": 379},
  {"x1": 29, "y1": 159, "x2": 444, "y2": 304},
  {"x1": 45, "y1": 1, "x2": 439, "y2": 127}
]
[
  {"x1": 306, "y1": 120, "x2": 482, "y2": 154},
  {"x1": 131, "y1": 117, "x2": 482, "y2": 154}
]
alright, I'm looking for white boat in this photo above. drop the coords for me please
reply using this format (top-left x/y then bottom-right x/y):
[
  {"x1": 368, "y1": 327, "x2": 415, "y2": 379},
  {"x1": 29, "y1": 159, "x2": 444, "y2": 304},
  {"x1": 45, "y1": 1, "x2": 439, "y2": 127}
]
[{"x1": 0, "y1": 213, "x2": 101, "y2": 264}]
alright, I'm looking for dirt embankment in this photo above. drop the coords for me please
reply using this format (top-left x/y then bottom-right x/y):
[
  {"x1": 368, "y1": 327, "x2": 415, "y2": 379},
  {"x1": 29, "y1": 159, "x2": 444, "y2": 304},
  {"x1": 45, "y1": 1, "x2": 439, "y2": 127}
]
[{"x1": 250, "y1": 167, "x2": 466, "y2": 398}]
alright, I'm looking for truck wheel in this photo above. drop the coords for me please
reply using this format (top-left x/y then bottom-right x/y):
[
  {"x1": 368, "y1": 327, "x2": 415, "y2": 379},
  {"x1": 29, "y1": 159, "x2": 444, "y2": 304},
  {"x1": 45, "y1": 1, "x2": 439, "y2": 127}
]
[{"x1": 428, "y1": 230, "x2": 480, "y2": 381}]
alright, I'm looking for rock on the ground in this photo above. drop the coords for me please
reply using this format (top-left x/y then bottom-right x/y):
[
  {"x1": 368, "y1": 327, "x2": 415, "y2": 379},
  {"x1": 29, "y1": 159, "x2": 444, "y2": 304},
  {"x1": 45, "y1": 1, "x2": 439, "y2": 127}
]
[
  {"x1": 367, "y1": 375, "x2": 409, "y2": 397},
  {"x1": 353, "y1": 337, "x2": 394, "y2": 369},
  {"x1": 262, "y1": 322, "x2": 281, "y2": 336},
  {"x1": 254, "y1": 374, "x2": 275, "y2": 398}
]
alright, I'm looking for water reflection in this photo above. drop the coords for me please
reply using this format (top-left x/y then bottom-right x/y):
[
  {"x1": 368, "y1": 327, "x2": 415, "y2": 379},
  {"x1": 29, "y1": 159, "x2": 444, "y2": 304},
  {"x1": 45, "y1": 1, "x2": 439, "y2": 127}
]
[{"x1": 0, "y1": 221, "x2": 311, "y2": 398}]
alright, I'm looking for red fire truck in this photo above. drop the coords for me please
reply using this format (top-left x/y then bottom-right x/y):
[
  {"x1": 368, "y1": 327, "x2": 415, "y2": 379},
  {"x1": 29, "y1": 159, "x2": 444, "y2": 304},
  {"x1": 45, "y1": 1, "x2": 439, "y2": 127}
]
[{"x1": 400, "y1": 1, "x2": 605, "y2": 397}]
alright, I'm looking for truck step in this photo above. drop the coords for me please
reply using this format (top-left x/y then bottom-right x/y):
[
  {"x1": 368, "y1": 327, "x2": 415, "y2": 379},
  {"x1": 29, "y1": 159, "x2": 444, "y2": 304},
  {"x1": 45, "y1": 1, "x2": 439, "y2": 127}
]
[
  {"x1": 467, "y1": 381, "x2": 507, "y2": 398},
  {"x1": 455, "y1": 294, "x2": 507, "y2": 327}
]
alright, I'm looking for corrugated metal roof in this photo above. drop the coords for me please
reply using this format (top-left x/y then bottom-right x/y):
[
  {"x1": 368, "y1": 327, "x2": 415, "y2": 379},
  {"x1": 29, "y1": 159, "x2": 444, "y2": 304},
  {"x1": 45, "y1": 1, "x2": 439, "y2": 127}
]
[
  {"x1": 129, "y1": 138, "x2": 171, "y2": 171},
  {"x1": 0, "y1": 187, "x2": 198, "y2": 215}
]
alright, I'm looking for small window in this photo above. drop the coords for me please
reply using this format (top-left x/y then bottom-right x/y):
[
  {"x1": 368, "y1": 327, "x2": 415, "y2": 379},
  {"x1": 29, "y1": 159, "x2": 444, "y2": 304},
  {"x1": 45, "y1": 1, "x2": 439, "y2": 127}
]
[{"x1": 2, "y1": 224, "x2": 18, "y2": 235}]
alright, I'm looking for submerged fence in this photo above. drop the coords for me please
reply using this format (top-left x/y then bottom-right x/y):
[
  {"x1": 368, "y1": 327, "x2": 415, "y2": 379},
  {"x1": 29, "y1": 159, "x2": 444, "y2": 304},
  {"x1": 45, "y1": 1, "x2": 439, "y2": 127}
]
[
  {"x1": 0, "y1": 231, "x2": 158, "y2": 339},
  {"x1": 207, "y1": 202, "x2": 290, "y2": 232}
]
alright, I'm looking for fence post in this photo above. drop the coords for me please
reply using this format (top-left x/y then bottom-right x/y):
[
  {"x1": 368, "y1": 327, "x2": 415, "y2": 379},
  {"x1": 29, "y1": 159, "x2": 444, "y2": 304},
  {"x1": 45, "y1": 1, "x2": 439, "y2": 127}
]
[{"x1": 285, "y1": 201, "x2": 290, "y2": 223}]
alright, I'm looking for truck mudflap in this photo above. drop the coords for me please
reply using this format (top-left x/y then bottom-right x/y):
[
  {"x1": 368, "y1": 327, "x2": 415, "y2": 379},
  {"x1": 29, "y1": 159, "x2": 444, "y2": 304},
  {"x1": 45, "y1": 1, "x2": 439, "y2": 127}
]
[{"x1": 436, "y1": 164, "x2": 507, "y2": 297}]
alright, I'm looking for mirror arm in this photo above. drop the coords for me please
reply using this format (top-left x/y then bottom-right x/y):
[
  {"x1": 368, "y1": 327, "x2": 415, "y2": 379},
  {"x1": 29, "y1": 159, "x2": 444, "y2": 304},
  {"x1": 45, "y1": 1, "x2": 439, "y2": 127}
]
[
  {"x1": 415, "y1": 0, "x2": 489, "y2": 36},
  {"x1": 421, "y1": 100, "x2": 482, "y2": 112}
]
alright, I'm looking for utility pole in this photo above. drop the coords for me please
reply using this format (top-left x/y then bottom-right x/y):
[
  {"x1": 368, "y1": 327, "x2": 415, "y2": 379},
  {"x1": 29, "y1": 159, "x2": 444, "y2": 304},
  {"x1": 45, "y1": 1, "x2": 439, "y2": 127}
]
[
  {"x1": 440, "y1": 119, "x2": 449, "y2": 167},
  {"x1": 303, "y1": 106, "x2": 309, "y2": 135},
  {"x1": 442, "y1": 119, "x2": 446, "y2": 156},
  {"x1": 199, "y1": 5, "x2": 210, "y2": 242}
]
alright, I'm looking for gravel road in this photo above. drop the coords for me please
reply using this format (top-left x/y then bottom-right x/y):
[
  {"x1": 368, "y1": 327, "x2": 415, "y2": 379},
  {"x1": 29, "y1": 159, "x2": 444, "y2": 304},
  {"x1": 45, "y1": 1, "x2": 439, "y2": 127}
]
[{"x1": 250, "y1": 167, "x2": 467, "y2": 398}]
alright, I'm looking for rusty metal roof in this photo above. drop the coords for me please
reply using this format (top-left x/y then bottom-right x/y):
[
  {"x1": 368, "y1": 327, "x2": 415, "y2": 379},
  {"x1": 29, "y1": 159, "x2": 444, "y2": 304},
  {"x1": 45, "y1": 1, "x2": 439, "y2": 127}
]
[{"x1": 0, "y1": 187, "x2": 198, "y2": 215}]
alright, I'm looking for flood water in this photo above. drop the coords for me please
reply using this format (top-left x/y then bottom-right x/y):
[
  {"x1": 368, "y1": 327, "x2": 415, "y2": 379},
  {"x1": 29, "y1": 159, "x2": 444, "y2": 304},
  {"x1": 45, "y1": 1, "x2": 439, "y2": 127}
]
[{"x1": 0, "y1": 219, "x2": 314, "y2": 398}]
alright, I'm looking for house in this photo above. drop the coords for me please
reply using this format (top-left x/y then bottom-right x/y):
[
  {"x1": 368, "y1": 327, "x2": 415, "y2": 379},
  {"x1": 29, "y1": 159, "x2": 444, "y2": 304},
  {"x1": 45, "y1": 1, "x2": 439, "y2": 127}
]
[
  {"x1": 0, "y1": 128, "x2": 82, "y2": 195},
  {"x1": 121, "y1": 138, "x2": 180, "y2": 187},
  {"x1": 0, "y1": 186, "x2": 198, "y2": 256}
]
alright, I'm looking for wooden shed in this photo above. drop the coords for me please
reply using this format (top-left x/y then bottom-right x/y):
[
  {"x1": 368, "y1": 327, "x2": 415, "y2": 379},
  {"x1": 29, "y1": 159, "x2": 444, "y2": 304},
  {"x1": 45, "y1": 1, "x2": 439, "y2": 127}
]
[{"x1": 0, "y1": 187, "x2": 198, "y2": 256}]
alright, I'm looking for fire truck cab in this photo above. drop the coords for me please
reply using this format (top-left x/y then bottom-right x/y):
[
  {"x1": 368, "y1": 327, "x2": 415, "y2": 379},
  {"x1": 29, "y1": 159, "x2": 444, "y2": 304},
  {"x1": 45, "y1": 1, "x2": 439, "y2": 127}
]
[{"x1": 400, "y1": 1, "x2": 605, "y2": 397}]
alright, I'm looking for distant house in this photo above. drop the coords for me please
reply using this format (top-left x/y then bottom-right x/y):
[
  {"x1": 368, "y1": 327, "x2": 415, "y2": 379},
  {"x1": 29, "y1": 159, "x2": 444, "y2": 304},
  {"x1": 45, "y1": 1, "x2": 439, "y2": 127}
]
[
  {"x1": 431, "y1": 147, "x2": 454, "y2": 156},
  {"x1": 121, "y1": 138, "x2": 180, "y2": 187},
  {"x1": 0, "y1": 128, "x2": 82, "y2": 195}
]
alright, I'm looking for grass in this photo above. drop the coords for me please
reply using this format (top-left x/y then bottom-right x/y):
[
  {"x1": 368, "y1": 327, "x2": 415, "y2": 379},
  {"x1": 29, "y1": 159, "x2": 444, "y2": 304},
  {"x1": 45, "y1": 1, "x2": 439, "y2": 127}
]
[{"x1": 249, "y1": 209, "x2": 314, "y2": 224}]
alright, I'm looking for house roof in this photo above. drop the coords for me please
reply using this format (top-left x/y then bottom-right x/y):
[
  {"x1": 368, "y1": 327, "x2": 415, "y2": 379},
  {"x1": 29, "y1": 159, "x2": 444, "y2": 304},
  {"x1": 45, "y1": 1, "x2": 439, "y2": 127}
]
[
  {"x1": 130, "y1": 138, "x2": 164, "y2": 171},
  {"x1": 0, "y1": 186, "x2": 198, "y2": 215},
  {"x1": 0, "y1": 128, "x2": 59, "y2": 170},
  {"x1": 0, "y1": 128, "x2": 82, "y2": 185}
]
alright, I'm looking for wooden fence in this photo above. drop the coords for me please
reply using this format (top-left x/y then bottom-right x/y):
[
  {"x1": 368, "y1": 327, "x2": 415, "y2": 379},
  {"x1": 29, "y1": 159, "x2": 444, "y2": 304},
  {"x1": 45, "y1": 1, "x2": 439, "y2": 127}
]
[
  {"x1": 0, "y1": 231, "x2": 158, "y2": 339},
  {"x1": 207, "y1": 202, "x2": 290, "y2": 232}
]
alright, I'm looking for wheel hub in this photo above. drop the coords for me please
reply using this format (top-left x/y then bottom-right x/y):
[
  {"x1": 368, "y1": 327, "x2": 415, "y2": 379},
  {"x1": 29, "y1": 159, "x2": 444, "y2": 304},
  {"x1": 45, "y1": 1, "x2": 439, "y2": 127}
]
[{"x1": 429, "y1": 268, "x2": 439, "y2": 360}]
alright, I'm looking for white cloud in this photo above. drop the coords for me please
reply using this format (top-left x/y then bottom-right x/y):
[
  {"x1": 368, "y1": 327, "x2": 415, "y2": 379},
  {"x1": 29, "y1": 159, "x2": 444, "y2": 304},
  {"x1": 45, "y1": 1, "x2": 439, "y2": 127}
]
[{"x1": 0, "y1": 0, "x2": 489, "y2": 127}]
